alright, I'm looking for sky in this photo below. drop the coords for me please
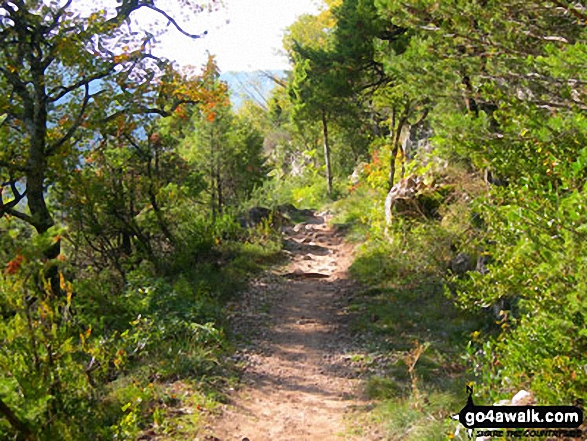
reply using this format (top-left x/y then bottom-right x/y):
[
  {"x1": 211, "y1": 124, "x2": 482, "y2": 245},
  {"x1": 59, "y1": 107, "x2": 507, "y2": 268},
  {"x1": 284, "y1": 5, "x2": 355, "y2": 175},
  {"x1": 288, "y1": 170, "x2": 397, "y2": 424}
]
[{"x1": 144, "y1": 0, "x2": 324, "y2": 72}]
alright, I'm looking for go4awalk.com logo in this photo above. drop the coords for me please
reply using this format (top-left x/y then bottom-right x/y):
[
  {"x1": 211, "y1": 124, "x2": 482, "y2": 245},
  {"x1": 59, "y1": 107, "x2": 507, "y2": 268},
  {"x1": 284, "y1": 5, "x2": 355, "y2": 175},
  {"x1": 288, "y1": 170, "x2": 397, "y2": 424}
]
[{"x1": 454, "y1": 386, "x2": 584, "y2": 439}]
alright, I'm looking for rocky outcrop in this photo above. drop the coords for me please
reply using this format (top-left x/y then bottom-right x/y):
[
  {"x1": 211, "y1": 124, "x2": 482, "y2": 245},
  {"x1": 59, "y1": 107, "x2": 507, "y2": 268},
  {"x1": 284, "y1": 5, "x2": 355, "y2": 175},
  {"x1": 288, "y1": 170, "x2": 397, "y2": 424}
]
[
  {"x1": 239, "y1": 205, "x2": 316, "y2": 229},
  {"x1": 384, "y1": 176, "x2": 447, "y2": 224},
  {"x1": 239, "y1": 207, "x2": 269, "y2": 228},
  {"x1": 449, "y1": 252, "x2": 490, "y2": 276}
]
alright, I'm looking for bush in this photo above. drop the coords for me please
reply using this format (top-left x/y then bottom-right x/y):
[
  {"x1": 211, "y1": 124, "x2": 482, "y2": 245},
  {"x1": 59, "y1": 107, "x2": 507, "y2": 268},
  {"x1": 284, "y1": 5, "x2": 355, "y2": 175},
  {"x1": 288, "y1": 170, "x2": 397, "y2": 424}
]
[
  {"x1": 350, "y1": 218, "x2": 454, "y2": 287},
  {"x1": 456, "y1": 184, "x2": 587, "y2": 403}
]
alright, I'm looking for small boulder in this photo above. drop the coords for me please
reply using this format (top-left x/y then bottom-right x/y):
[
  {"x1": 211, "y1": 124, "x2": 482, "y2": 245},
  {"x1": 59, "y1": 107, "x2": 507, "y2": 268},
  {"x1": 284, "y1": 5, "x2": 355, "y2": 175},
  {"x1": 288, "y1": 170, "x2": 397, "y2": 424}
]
[{"x1": 249, "y1": 206, "x2": 272, "y2": 225}]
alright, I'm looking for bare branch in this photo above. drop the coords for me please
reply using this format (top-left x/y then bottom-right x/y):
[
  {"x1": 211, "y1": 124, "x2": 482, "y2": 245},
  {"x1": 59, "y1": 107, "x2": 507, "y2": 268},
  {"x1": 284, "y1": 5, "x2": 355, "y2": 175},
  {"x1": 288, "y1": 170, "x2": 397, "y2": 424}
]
[
  {"x1": 45, "y1": 0, "x2": 73, "y2": 33},
  {"x1": 142, "y1": 4, "x2": 207, "y2": 39},
  {"x1": 0, "y1": 180, "x2": 34, "y2": 224},
  {"x1": 103, "y1": 0, "x2": 206, "y2": 39},
  {"x1": 103, "y1": 98, "x2": 200, "y2": 122},
  {"x1": 2, "y1": 206, "x2": 35, "y2": 224},
  {"x1": 547, "y1": 0, "x2": 587, "y2": 22},
  {"x1": 260, "y1": 71, "x2": 287, "y2": 89},
  {"x1": 47, "y1": 83, "x2": 91, "y2": 155},
  {"x1": 0, "y1": 180, "x2": 27, "y2": 210},
  {"x1": 123, "y1": 133, "x2": 150, "y2": 159},
  {"x1": 411, "y1": 107, "x2": 429, "y2": 127},
  {"x1": 524, "y1": 30, "x2": 569, "y2": 44},
  {"x1": 48, "y1": 68, "x2": 116, "y2": 103},
  {"x1": 116, "y1": 52, "x2": 159, "y2": 92}
]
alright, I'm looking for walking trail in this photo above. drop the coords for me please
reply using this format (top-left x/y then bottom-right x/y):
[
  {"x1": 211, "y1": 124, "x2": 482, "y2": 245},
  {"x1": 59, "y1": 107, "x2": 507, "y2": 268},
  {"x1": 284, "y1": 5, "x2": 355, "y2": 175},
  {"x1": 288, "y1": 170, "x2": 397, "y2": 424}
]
[{"x1": 198, "y1": 212, "x2": 382, "y2": 441}]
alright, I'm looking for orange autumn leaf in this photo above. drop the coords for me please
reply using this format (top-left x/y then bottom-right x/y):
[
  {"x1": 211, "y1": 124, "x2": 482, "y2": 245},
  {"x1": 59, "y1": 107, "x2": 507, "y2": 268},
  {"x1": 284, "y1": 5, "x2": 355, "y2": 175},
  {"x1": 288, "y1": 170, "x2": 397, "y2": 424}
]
[{"x1": 6, "y1": 254, "x2": 24, "y2": 275}]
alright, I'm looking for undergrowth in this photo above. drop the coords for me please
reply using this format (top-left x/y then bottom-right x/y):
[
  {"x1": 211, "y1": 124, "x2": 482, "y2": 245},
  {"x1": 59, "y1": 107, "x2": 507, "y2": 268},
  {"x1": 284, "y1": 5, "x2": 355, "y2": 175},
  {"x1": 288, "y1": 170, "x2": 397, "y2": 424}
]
[{"x1": 0, "y1": 218, "x2": 283, "y2": 440}]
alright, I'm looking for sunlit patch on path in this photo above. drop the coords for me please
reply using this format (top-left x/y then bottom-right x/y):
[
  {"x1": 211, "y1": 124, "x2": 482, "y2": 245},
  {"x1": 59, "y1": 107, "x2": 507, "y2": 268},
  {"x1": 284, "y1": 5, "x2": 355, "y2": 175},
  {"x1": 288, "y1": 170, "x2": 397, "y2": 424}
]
[{"x1": 198, "y1": 212, "x2": 382, "y2": 440}]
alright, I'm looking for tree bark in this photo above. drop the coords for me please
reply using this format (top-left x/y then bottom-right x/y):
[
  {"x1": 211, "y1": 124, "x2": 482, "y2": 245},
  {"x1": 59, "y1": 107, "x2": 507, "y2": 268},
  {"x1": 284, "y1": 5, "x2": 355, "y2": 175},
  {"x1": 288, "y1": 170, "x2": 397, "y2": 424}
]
[
  {"x1": 389, "y1": 103, "x2": 410, "y2": 190},
  {"x1": 27, "y1": 64, "x2": 62, "y2": 297},
  {"x1": 209, "y1": 127, "x2": 217, "y2": 220},
  {"x1": 146, "y1": 154, "x2": 176, "y2": 246},
  {"x1": 0, "y1": 397, "x2": 35, "y2": 440},
  {"x1": 216, "y1": 165, "x2": 223, "y2": 214},
  {"x1": 321, "y1": 108, "x2": 333, "y2": 195}
]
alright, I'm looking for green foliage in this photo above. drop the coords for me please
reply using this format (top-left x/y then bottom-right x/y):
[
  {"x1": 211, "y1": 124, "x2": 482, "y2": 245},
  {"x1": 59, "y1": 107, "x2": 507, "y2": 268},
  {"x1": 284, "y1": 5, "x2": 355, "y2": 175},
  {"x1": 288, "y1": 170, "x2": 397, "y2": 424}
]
[
  {"x1": 373, "y1": 392, "x2": 464, "y2": 441},
  {"x1": 351, "y1": 218, "x2": 454, "y2": 286},
  {"x1": 0, "y1": 213, "x2": 281, "y2": 440},
  {"x1": 248, "y1": 171, "x2": 347, "y2": 211},
  {"x1": 331, "y1": 184, "x2": 385, "y2": 238},
  {"x1": 178, "y1": 96, "x2": 267, "y2": 216},
  {"x1": 363, "y1": 0, "x2": 587, "y2": 409},
  {"x1": 290, "y1": 179, "x2": 342, "y2": 208},
  {"x1": 345, "y1": 258, "x2": 479, "y2": 440},
  {"x1": 0, "y1": 4, "x2": 279, "y2": 438},
  {"x1": 0, "y1": 240, "x2": 109, "y2": 439},
  {"x1": 455, "y1": 182, "x2": 587, "y2": 402}
]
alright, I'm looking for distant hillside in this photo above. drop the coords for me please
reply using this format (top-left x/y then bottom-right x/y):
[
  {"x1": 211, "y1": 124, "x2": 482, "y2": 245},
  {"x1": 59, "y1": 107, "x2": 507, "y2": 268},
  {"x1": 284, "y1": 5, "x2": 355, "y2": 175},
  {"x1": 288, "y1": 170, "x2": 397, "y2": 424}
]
[{"x1": 220, "y1": 70, "x2": 287, "y2": 109}]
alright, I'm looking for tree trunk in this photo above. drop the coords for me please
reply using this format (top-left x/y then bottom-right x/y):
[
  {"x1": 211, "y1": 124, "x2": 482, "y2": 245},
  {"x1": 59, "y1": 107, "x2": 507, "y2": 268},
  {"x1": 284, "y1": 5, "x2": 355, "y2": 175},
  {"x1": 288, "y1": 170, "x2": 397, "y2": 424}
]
[
  {"x1": 146, "y1": 155, "x2": 176, "y2": 246},
  {"x1": 0, "y1": 397, "x2": 35, "y2": 440},
  {"x1": 27, "y1": 70, "x2": 61, "y2": 297},
  {"x1": 389, "y1": 103, "x2": 410, "y2": 190},
  {"x1": 461, "y1": 74, "x2": 479, "y2": 116},
  {"x1": 388, "y1": 108, "x2": 397, "y2": 190},
  {"x1": 209, "y1": 129, "x2": 217, "y2": 220},
  {"x1": 216, "y1": 165, "x2": 223, "y2": 214},
  {"x1": 321, "y1": 108, "x2": 333, "y2": 196}
]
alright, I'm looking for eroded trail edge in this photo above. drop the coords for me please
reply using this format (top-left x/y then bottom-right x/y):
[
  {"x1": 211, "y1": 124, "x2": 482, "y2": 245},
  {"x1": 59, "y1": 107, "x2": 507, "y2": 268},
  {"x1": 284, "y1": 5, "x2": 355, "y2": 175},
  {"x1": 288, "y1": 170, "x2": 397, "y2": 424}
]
[{"x1": 200, "y1": 213, "x2": 379, "y2": 441}]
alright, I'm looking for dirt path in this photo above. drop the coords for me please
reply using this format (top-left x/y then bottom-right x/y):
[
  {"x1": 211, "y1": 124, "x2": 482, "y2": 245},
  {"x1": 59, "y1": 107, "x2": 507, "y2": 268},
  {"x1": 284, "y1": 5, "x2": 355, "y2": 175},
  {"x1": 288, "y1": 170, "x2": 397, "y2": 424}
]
[{"x1": 199, "y1": 213, "x2": 380, "y2": 441}]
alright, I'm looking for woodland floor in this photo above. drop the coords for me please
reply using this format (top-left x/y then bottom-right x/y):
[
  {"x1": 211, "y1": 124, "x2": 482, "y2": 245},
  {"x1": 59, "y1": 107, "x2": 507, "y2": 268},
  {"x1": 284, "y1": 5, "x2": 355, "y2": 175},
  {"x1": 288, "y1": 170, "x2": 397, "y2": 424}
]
[{"x1": 198, "y1": 213, "x2": 384, "y2": 441}]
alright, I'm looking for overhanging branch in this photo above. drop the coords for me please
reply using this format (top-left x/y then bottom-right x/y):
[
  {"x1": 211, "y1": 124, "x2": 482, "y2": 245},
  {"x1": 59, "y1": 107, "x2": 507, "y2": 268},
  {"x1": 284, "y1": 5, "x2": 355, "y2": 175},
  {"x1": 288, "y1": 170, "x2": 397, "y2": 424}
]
[
  {"x1": 103, "y1": 98, "x2": 200, "y2": 122},
  {"x1": 0, "y1": 397, "x2": 33, "y2": 440},
  {"x1": 0, "y1": 180, "x2": 34, "y2": 224},
  {"x1": 143, "y1": 4, "x2": 207, "y2": 39},
  {"x1": 105, "y1": 1, "x2": 207, "y2": 39},
  {"x1": 48, "y1": 83, "x2": 91, "y2": 155},
  {"x1": 547, "y1": 0, "x2": 587, "y2": 22},
  {"x1": 2, "y1": 207, "x2": 35, "y2": 224},
  {"x1": 0, "y1": 180, "x2": 27, "y2": 210},
  {"x1": 48, "y1": 68, "x2": 115, "y2": 103},
  {"x1": 45, "y1": 0, "x2": 73, "y2": 33}
]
